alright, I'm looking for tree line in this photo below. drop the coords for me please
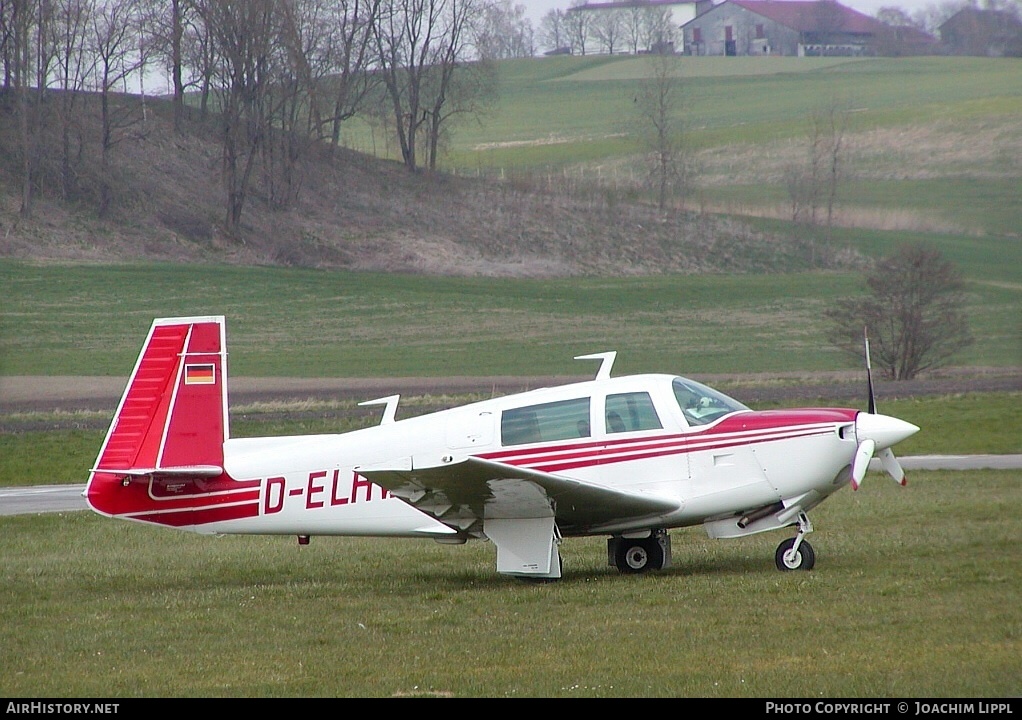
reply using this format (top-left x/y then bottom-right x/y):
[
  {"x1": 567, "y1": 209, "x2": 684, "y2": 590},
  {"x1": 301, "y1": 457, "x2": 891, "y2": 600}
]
[{"x1": 0, "y1": 0, "x2": 540, "y2": 235}]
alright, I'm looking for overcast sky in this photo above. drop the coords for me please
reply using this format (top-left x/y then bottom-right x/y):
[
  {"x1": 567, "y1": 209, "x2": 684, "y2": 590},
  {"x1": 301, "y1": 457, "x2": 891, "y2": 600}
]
[{"x1": 517, "y1": 0, "x2": 939, "y2": 26}]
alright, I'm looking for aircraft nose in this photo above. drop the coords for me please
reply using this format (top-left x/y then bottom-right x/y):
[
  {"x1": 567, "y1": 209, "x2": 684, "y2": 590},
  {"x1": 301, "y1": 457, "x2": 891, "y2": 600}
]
[{"x1": 856, "y1": 412, "x2": 919, "y2": 450}]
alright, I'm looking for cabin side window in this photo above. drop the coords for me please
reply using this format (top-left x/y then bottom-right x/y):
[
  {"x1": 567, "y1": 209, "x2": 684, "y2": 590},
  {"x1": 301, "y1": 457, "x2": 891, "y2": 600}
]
[
  {"x1": 605, "y1": 392, "x2": 662, "y2": 433},
  {"x1": 501, "y1": 397, "x2": 591, "y2": 446}
]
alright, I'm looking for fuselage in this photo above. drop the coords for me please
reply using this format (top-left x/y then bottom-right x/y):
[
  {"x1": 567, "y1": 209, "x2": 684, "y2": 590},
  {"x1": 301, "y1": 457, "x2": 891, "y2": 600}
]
[{"x1": 88, "y1": 373, "x2": 866, "y2": 539}]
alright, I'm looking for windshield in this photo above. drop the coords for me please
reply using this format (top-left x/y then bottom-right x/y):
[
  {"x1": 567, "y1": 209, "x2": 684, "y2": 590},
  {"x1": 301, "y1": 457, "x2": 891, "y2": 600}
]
[{"x1": 672, "y1": 377, "x2": 750, "y2": 426}]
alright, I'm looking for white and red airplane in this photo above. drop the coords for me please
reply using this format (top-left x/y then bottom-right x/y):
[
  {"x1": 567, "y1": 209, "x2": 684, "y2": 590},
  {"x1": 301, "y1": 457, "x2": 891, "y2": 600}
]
[{"x1": 85, "y1": 316, "x2": 919, "y2": 580}]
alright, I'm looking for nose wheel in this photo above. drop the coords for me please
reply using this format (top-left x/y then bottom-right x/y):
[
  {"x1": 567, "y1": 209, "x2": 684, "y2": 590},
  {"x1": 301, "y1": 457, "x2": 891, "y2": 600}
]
[{"x1": 775, "y1": 512, "x2": 816, "y2": 571}]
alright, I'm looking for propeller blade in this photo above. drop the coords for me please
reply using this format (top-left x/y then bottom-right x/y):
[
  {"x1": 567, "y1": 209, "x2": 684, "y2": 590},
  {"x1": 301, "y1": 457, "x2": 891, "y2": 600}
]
[
  {"x1": 864, "y1": 327, "x2": 877, "y2": 415},
  {"x1": 851, "y1": 438, "x2": 876, "y2": 490},
  {"x1": 877, "y1": 447, "x2": 907, "y2": 486}
]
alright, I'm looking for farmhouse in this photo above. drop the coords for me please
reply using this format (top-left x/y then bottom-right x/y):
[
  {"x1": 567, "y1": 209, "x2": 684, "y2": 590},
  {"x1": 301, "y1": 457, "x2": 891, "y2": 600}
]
[
  {"x1": 939, "y1": 5, "x2": 1022, "y2": 57},
  {"x1": 680, "y1": 0, "x2": 888, "y2": 56}
]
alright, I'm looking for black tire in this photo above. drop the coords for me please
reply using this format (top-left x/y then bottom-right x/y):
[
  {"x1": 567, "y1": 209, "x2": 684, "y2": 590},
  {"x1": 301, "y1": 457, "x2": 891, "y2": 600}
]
[
  {"x1": 775, "y1": 537, "x2": 816, "y2": 571},
  {"x1": 615, "y1": 537, "x2": 665, "y2": 574}
]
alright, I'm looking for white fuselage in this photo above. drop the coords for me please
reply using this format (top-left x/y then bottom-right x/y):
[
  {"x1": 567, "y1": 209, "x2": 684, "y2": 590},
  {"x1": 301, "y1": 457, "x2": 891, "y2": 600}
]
[{"x1": 208, "y1": 374, "x2": 858, "y2": 538}]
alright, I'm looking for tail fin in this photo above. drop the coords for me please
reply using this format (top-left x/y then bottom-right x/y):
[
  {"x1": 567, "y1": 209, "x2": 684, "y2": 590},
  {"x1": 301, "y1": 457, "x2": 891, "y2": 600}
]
[{"x1": 86, "y1": 316, "x2": 258, "y2": 526}]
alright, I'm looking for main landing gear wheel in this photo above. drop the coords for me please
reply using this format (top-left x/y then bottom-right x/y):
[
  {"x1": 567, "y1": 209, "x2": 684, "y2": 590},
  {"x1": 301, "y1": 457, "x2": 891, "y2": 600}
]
[
  {"x1": 615, "y1": 537, "x2": 665, "y2": 574},
  {"x1": 775, "y1": 536, "x2": 816, "y2": 571}
]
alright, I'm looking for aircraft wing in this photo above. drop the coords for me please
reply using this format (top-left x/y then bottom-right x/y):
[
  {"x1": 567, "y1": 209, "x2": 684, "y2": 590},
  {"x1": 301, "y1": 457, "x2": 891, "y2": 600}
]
[{"x1": 358, "y1": 456, "x2": 679, "y2": 535}]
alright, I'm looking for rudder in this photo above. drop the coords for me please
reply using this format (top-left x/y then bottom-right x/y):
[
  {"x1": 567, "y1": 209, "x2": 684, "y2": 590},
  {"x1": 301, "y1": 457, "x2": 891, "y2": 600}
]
[{"x1": 86, "y1": 316, "x2": 233, "y2": 520}]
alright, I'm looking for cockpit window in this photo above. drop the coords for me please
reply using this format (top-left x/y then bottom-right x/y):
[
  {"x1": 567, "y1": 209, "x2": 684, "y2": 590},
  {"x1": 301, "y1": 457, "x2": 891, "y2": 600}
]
[
  {"x1": 606, "y1": 392, "x2": 662, "y2": 433},
  {"x1": 672, "y1": 377, "x2": 750, "y2": 426}
]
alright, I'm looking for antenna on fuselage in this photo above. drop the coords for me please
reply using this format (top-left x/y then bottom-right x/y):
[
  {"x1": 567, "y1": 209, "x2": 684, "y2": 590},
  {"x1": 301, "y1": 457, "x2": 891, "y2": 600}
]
[
  {"x1": 575, "y1": 351, "x2": 617, "y2": 381},
  {"x1": 359, "y1": 394, "x2": 400, "y2": 425}
]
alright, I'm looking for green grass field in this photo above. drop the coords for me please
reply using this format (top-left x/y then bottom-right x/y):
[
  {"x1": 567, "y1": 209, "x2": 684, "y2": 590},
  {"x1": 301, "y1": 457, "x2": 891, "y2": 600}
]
[
  {"x1": 1, "y1": 470, "x2": 1018, "y2": 697},
  {"x1": 1, "y1": 260, "x2": 1019, "y2": 377}
]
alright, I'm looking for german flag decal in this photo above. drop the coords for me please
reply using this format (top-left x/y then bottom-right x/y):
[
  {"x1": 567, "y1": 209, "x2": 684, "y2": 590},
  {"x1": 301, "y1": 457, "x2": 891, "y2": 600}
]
[{"x1": 184, "y1": 363, "x2": 216, "y2": 385}]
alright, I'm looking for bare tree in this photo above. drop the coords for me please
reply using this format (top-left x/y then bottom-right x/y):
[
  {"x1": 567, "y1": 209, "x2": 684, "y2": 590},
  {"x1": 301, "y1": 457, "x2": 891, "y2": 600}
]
[
  {"x1": 181, "y1": 0, "x2": 215, "y2": 119},
  {"x1": 592, "y1": 8, "x2": 622, "y2": 54},
  {"x1": 51, "y1": 0, "x2": 94, "y2": 200},
  {"x1": 643, "y1": 6, "x2": 677, "y2": 53},
  {"x1": 88, "y1": 0, "x2": 151, "y2": 217},
  {"x1": 423, "y1": 53, "x2": 495, "y2": 169},
  {"x1": 536, "y1": 7, "x2": 566, "y2": 54},
  {"x1": 873, "y1": 5, "x2": 921, "y2": 56},
  {"x1": 169, "y1": 0, "x2": 184, "y2": 128},
  {"x1": 824, "y1": 244, "x2": 973, "y2": 380},
  {"x1": 7, "y1": 0, "x2": 55, "y2": 218},
  {"x1": 912, "y1": 0, "x2": 965, "y2": 34},
  {"x1": 372, "y1": 0, "x2": 482, "y2": 172},
  {"x1": 1, "y1": 1, "x2": 12, "y2": 88},
  {"x1": 372, "y1": 0, "x2": 431, "y2": 171},
  {"x1": 263, "y1": 0, "x2": 312, "y2": 209},
  {"x1": 785, "y1": 111, "x2": 823, "y2": 226},
  {"x1": 786, "y1": 99, "x2": 848, "y2": 231},
  {"x1": 140, "y1": 0, "x2": 191, "y2": 132},
  {"x1": 422, "y1": 0, "x2": 492, "y2": 169},
  {"x1": 822, "y1": 103, "x2": 847, "y2": 229},
  {"x1": 564, "y1": 1, "x2": 591, "y2": 55},
  {"x1": 203, "y1": 0, "x2": 278, "y2": 235},
  {"x1": 622, "y1": 5, "x2": 642, "y2": 53},
  {"x1": 321, "y1": 0, "x2": 380, "y2": 156},
  {"x1": 473, "y1": 0, "x2": 532, "y2": 59},
  {"x1": 875, "y1": 5, "x2": 917, "y2": 27},
  {"x1": 634, "y1": 52, "x2": 685, "y2": 211},
  {"x1": 621, "y1": 4, "x2": 674, "y2": 53}
]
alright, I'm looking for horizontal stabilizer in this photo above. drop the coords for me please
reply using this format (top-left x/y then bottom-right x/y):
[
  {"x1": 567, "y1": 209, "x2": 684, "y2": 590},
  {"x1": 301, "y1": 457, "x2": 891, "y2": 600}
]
[{"x1": 91, "y1": 465, "x2": 224, "y2": 478}]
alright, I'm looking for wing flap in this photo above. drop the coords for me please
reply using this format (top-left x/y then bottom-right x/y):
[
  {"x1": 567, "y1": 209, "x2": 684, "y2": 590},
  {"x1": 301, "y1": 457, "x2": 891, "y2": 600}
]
[{"x1": 358, "y1": 455, "x2": 679, "y2": 534}]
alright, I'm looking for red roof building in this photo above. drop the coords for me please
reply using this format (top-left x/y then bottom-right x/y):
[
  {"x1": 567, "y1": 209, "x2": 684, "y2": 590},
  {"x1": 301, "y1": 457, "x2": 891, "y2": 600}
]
[
  {"x1": 681, "y1": 0, "x2": 888, "y2": 56},
  {"x1": 939, "y1": 5, "x2": 1022, "y2": 57}
]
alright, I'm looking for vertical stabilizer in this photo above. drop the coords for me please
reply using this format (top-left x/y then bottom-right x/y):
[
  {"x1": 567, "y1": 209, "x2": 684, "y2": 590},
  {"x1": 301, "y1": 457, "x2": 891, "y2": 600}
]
[{"x1": 86, "y1": 316, "x2": 258, "y2": 525}]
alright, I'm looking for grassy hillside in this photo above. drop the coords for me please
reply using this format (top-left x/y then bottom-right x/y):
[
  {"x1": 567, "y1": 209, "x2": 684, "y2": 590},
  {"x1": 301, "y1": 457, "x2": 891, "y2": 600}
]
[
  {"x1": 2, "y1": 56, "x2": 1020, "y2": 274},
  {"x1": 405, "y1": 56, "x2": 1022, "y2": 240}
]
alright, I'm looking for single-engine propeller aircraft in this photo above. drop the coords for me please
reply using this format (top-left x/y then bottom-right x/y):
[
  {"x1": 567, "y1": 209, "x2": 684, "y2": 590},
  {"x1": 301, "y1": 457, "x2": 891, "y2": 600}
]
[{"x1": 86, "y1": 316, "x2": 919, "y2": 580}]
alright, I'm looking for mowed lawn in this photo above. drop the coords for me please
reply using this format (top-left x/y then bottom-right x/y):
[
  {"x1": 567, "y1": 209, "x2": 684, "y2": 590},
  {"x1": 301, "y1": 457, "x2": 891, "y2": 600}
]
[{"x1": 0, "y1": 469, "x2": 1018, "y2": 697}]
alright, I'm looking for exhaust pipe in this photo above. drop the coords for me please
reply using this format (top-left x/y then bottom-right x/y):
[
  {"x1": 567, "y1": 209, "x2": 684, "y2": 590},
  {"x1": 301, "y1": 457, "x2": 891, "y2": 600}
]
[{"x1": 738, "y1": 502, "x2": 783, "y2": 529}]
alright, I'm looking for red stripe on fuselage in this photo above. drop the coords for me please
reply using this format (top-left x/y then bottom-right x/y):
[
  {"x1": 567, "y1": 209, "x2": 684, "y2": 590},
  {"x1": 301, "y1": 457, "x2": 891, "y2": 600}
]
[
  {"x1": 479, "y1": 409, "x2": 856, "y2": 473},
  {"x1": 128, "y1": 500, "x2": 261, "y2": 527},
  {"x1": 87, "y1": 471, "x2": 260, "y2": 519}
]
